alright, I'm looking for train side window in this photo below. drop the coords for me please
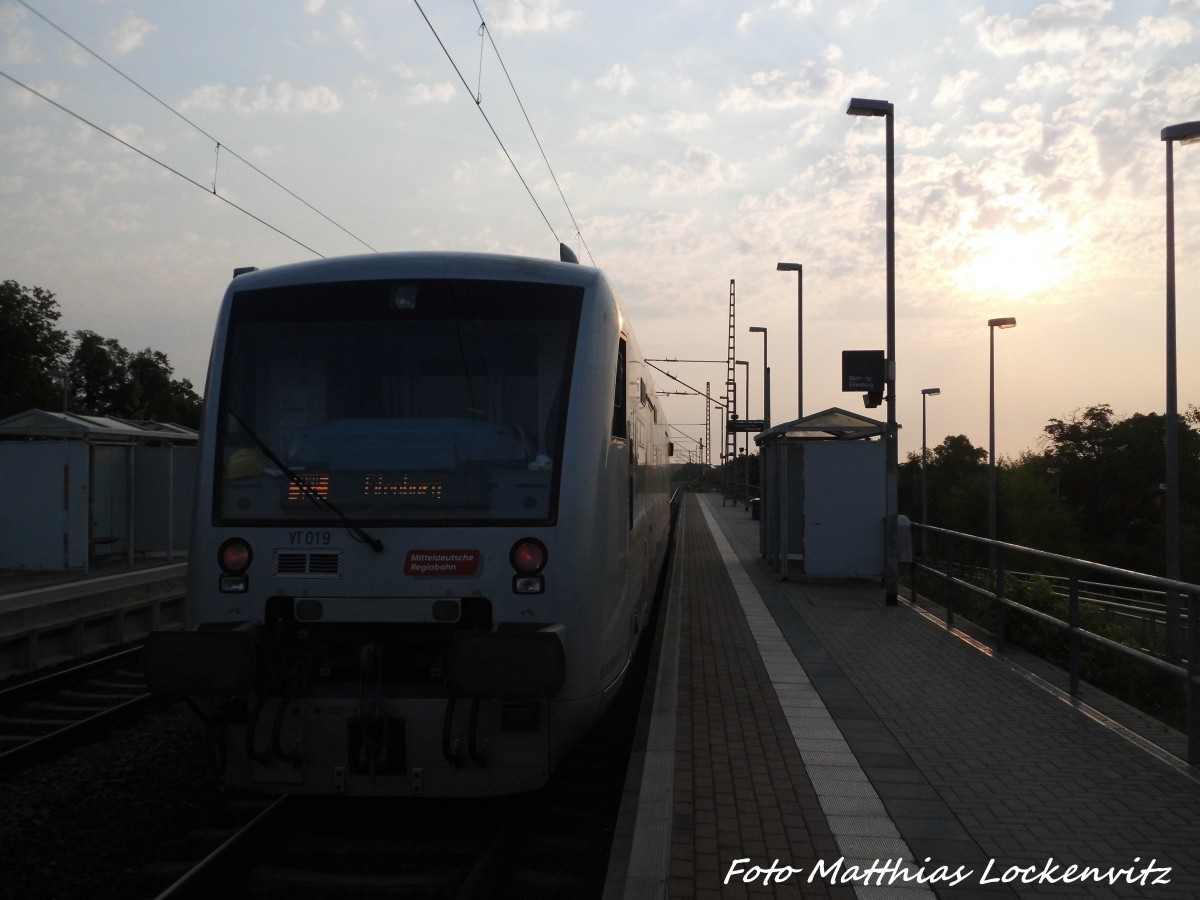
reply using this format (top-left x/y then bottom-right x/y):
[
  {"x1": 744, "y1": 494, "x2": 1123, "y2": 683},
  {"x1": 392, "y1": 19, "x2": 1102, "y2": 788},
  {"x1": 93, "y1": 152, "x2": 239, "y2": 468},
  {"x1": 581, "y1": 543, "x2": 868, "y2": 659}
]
[{"x1": 611, "y1": 338, "x2": 627, "y2": 439}]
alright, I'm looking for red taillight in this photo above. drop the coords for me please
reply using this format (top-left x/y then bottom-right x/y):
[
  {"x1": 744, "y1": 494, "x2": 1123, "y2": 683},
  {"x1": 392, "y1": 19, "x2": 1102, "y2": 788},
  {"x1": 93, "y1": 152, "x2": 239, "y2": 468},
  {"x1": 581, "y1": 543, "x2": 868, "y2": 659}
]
[
  {"x1": 510, "y1": 538, "x2": 547, "y2": 575},
  {"x1": 218, "y1": 538, "x2": 253, "y2": 574}
]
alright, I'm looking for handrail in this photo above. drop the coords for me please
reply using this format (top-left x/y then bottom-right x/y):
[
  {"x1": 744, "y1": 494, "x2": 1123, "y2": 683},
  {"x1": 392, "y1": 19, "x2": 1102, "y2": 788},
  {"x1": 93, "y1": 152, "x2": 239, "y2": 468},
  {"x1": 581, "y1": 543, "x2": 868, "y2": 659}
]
[
  {"x1": 918, "y1": 523, "x2": 1200, "y2": 596},
  {"x1": 909, "y1": 522, "x2": 1200, "y2": 766},
  {"x1": 931, "y1": 563, "x2": 1180, "y2": 634}
]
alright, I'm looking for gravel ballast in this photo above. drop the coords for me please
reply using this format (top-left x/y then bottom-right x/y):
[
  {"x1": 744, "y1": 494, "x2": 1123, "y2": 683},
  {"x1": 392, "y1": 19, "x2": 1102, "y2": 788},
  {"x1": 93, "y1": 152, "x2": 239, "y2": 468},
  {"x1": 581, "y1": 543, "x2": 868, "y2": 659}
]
[{"x1": 0, "y1": 703, "x2": 228, "y2": 900}]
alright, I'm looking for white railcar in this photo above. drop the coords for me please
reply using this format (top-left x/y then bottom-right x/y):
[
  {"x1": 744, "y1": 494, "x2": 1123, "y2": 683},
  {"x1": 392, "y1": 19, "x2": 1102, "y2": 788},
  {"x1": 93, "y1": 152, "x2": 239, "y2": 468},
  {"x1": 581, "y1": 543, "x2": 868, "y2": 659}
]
[{"x1": 147, "y1": 250, "x2": 672, "y2": 796}]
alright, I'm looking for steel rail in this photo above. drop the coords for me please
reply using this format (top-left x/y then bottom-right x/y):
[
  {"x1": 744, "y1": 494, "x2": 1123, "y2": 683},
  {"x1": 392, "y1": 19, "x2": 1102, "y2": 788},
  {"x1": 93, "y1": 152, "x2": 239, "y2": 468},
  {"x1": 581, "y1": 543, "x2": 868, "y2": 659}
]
[{"x1": 0, "y1": 644, "x2": 160, "y2": 775}]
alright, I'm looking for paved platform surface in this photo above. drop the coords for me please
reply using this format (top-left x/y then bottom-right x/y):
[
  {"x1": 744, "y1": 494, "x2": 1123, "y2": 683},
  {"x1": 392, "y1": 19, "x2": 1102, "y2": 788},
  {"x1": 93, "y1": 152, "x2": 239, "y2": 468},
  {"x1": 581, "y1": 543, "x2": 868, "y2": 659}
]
[{"x1": 610, "y1": 493, "x2": 1200, "y2": 900}]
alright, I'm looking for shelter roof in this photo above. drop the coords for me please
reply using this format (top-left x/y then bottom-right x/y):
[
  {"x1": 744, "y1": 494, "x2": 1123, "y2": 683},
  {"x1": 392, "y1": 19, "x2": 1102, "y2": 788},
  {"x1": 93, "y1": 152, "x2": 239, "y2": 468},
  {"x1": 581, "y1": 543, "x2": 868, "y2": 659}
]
[
  {"x1": 754, "y1": 406, "x2": 891, "y2": 444},
  {"x1": 0, "y1": 409, "x2": 198, "y2": 444}
]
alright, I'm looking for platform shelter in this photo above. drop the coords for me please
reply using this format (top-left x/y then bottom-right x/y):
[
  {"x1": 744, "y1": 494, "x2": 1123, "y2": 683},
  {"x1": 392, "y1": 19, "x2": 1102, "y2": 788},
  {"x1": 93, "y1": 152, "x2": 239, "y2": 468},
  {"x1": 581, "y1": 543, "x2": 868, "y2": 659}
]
[
  {"x1": 0, "y1": 409, "x2": 197, "y2": 572},
  {"x1": 754, "y1": 407, "x2": 888, "y2": 580}
]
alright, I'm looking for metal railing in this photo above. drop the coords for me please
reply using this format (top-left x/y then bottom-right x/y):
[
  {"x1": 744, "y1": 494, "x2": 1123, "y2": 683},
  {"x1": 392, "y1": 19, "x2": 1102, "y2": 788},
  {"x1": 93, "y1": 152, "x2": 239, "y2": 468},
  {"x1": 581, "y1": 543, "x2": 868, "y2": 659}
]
[
  {"x1": 937, "y1": 563, "x2": 1180, "y2": 648},
  {"x1": 909, "y1": 523, "x2": 1200, "y2": 765}
]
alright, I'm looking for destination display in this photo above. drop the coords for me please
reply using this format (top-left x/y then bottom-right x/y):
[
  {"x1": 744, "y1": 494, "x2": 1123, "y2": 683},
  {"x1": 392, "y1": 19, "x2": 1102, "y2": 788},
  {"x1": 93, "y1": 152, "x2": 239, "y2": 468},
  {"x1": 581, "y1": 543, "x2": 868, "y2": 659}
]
[{"x1": 841, "y1": 350, "x2": 885, "y2": 392}]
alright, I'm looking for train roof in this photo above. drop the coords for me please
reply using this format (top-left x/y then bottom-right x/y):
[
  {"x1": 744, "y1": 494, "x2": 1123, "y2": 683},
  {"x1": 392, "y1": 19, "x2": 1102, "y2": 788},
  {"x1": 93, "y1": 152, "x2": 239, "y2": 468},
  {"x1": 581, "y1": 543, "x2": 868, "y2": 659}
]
[{"x1": 226, "y1": 251, "x2": 605, "y2": 293}]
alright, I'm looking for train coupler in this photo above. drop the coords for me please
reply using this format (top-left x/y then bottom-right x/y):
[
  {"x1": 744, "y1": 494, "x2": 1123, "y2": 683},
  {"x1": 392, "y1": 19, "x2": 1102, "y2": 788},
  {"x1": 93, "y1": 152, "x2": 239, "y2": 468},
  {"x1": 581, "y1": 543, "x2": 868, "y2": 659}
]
[{"x1": 347, "y1": 715, "x2": 406, "y2": 777}]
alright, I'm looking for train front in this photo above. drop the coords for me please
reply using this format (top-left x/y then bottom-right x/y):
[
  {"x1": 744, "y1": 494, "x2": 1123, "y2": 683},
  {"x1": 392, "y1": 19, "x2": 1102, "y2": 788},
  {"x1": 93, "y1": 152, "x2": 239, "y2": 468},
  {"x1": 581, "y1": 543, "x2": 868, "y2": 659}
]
[{"x1": 147, "y1": 253, "x2": 617, "y2": 796}]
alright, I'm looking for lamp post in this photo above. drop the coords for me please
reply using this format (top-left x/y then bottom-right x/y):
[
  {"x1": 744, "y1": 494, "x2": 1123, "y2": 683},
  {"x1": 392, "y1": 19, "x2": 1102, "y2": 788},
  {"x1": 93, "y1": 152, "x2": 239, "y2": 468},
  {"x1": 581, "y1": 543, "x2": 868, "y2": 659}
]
[
  {"x1": 750, "y1": 326, "x2": 769, "y2": 429},
  {"x1": 921, "y1": 387, "x2": 940, "y2": 559},
  {"x1": 1162, "y1": 121, "x2": 1200, "y2": 660},
  {"x1": 776, "y1": 262, "x2": 803, "y2": 419},
  {"x1": 988, "y1": 318, "x2": 1017, "y2": 554},
  {"x1": 737, "y1": 359, "x2": 750, "y2": 506},
  {"x1": 846, "y1": 96, "x2": 897, "y2": 605},
  {"x1": 1162, "y1": 121, "x2": 1200, "y2": 590}
]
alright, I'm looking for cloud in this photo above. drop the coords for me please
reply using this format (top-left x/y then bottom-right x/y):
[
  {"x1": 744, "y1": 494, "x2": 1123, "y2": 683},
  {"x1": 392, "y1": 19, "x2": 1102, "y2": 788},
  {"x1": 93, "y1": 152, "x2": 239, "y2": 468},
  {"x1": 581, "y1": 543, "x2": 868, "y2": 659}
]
[
  {"x1": 1132, "y1": 62, "x2": 1200, "y2": 104},
  {"x1": 340, "y1": 10, "x2": 371, "y2": 58},
  {"x1": 718, "y1": 65, "x2": 883, "y2": 112},
  {"x1": 577, "y1": 114, "x2": 646, "y2": 141},
  {"x1": 905, "y1": 122, "x2": 945, "y2": 150},
  {"x1": 597, "y1": 64, "x2": 636, "y2": 95},
  {"x1": 353, "y1": 76, "x2": 379, "y2": 102},
  {"x1": 1, "y1": 6, "x2": 36, "y2": 65},
  {"x1": 484, "y1": 0, "x2": 582, "y2": 34},
  {"x1": 109, "y1": 122, "x2": 165, "y2": 156},
  {"x1": 304, "y1": 0, "x2": 326, "y2": 13},
  {"x1": 737, "y1": 0, "x2": 815, "y2": 32},
  {"x1": 957, "y1": 103, "x2": 1046, "y2": 150},
  {"x1": 102, "y1": 202, "x2": 151, "y2": 234},
  {"x1": 6, "y1": 80, "x2": 62, "y2": 108},
  {"x1": 933, "y1": 69, "x2": 980, "y2": 106},
  {"x1": 976, "y1": 0, "x2": 1128, "y2": 56},
  {"x1": 835, "y1": 0, "x2": 886, "y2": 27},
  {"x1": 406, "y1": 82, "x2": 457, "y2": 104},
  {"x1": 664, "y1": 111, "x2": 711, "y2": 134},
  {"x1": 614, "y1": 146, "x2": 745, "y2": 196},
  {"x1": 108, "y1": 14, "x2": 156, "y2": 57},
  {"x1": 180, "y1": 80, "x2": 343, "y2": 115},
  {"x1": 1007, "y1": 61, "x2": 1072, "y2": 93},
  {"x1": 1135, "y1": 15, "x2": 1194, "y2": 48}
]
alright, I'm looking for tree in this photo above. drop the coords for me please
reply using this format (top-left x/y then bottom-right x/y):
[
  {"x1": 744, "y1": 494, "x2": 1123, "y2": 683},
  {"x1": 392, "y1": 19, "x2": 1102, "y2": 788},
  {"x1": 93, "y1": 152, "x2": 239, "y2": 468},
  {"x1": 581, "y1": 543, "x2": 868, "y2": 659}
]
[
  {"x1": 900, "y1": 434, "x2": 989, "y2": 536},
  {"x1": 126, "y1": 348, "x2": 202, "y2": 426},
  {"x1": 0, "y1": 280, "x2": 71, "y2": 417},
  {"x1": 70, "y1": 330, "x2": 131, "y2": 415},
  {"x1": 1042, "y1": 404, "x2": 1200, "y2": 577},
  {"x1": 1001, "y1": 451, "x2": 1084, "y2": 560},
  {"x1": 69, "y1": 330, "x2": 202, "y2": 428}
]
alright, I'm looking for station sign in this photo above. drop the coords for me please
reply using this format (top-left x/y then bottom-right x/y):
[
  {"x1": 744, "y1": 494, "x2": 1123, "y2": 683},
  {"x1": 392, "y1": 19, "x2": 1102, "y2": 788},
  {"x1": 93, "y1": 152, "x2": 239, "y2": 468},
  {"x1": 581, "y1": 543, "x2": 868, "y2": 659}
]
[
  {"x1": 726, "y1": 418, "x2": 766, "y2": 433},
  {"x1": 841, "y1": 350, "x2": 885, "y2": 392}
]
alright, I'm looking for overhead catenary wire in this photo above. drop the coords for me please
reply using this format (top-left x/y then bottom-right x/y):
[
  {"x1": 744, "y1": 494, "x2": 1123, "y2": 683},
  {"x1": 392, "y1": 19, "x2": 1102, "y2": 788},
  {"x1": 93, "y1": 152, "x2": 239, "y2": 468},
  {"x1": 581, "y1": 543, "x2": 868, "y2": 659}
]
[
  {"x1": 12, "y1": 0, "x2": 592, "y2": 264},
  {"x1": 0, "y1": 69, "x2": 325, "y2": 259},
  {"x1": 13, "y1": 0, "x2": 377, "y2": 254},
  {"x1": 470, "y1": 0, "x2": 596, "y2": 267},
  {"x1": 411, "y1": 0, "x2": 564, "y2": 247}
]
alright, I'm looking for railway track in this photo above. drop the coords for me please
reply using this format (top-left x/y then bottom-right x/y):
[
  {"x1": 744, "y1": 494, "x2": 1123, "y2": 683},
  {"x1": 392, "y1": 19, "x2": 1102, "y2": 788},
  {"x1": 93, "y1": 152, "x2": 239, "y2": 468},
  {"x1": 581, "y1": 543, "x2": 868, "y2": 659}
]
[
  {"x1": 147, "y1": 793, "x2": 523, "y2": 900},
  {"x1": 0, "y1": 645, "x2": 160, "y2": 775},
  {"x1": 145, "y1": 737, "x2": 632, "y2": 899}
]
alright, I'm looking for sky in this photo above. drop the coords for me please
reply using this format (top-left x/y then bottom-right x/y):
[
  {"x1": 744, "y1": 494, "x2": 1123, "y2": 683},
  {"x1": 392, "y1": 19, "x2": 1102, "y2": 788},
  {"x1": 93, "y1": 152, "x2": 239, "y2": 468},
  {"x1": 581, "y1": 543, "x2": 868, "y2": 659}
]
[{"x1": 2, "y1": 0, "x2": 1199, "y2": 464}]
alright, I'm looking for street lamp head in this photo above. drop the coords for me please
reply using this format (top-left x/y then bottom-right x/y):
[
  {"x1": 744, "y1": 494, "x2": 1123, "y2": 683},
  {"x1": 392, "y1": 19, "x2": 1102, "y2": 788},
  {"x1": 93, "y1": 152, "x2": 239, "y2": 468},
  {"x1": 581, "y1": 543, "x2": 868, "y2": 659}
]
[
  {"x1": 749, "y1": 326, "x2": 767, "y2": 334},
  {"x1": 776, "y1": 262, "x2": 802, "y2": 272},
  {"x1": 736, "y1": 359, "x2": 749, "y2": 367},
  {"x1": 988, "y1": 316, "x2": 1017, "y2": 329},
  {"x1": 1162, "y1": 121, "x2": 1200, "y2": 145},
  {"x1": 846, "y1": 97, "x2": 893, "y2": 117},
  {"x1": 922, "y1": 387, "x2": 941, "y2": 396}
]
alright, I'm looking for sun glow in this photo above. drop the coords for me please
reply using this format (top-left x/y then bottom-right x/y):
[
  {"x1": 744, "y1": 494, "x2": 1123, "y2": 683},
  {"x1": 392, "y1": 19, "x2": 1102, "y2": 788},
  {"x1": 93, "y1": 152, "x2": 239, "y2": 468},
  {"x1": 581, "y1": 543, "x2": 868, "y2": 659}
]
[{"x1": 957, "y1": 225, "x2": 1073, "y2": 300}]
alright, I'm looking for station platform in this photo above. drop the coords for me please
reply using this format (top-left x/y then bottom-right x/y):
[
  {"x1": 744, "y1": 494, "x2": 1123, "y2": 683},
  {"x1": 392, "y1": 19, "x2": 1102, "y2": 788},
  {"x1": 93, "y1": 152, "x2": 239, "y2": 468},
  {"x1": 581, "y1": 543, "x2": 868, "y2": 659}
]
[
  {"x1": 0, "y1": 557, "x2": 186, "y2": 676},
  {"x1": 606, "y1": 493, "x2": 1200, "y2": 900}
]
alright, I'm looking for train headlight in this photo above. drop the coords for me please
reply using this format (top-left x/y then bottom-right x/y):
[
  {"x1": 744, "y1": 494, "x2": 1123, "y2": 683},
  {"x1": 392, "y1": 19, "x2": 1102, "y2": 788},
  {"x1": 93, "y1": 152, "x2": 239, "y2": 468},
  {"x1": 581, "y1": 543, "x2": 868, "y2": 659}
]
[
  {"x1": 218, "y1": 537, "x2": 252, "y2": 593},
  {"x1": 510, "y1": 538, "x2": 547, "y2": 594}
]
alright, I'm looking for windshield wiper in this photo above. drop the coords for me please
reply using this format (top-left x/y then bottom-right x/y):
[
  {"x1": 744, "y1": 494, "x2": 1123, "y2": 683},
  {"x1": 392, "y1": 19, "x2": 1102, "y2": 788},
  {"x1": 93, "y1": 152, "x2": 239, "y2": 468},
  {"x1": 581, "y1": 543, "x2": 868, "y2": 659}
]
[{"x1": 226, "y1": 409, "x2": 385, "y2": 554}]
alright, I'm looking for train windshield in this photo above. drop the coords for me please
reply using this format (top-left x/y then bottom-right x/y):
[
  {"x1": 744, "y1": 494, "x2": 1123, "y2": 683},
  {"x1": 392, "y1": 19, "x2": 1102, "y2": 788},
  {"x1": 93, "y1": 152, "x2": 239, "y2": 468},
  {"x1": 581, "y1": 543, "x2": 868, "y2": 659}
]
[{"x1": 214, "y1": 278, "x2": 582, "y2": 526}]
